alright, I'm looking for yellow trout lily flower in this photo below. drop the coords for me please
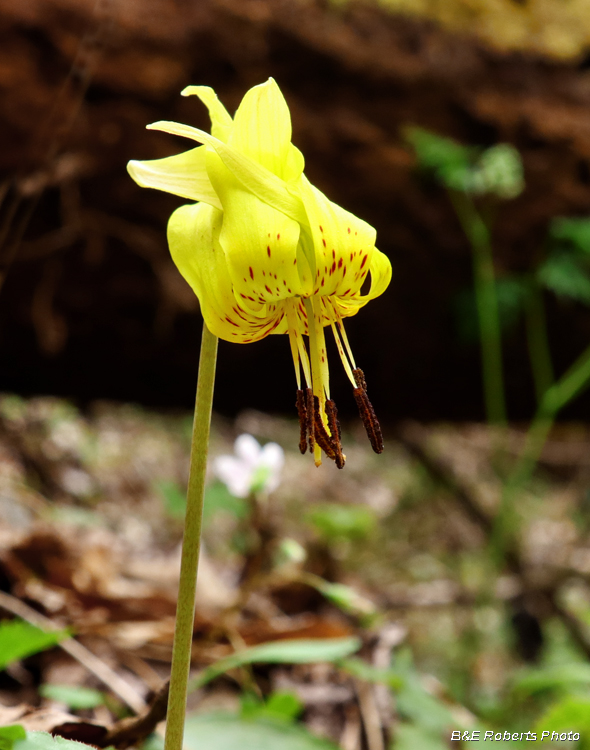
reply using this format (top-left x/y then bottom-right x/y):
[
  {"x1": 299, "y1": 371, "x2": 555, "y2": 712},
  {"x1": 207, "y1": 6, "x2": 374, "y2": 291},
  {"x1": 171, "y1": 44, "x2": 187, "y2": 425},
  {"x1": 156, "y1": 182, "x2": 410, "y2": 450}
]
[{"x1": 127, "y1": 79, "x2": 391, "y2": 468}]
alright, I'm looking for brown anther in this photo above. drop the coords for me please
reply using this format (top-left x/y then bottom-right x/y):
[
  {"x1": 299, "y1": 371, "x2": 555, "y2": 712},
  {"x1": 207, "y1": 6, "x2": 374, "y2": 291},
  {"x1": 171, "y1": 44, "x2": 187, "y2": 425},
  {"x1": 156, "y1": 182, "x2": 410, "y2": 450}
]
[
  {"x1": 352, "y1": 367, "x2": 367, "y2": 391},
  {"x1": 305, "y1": 387, "x2": 315, "y2": 452},
  {"x1": 296, "y1": 389, "x2": 308, "y2": 454},
  {"x1": 313, "y1": 395, "x2": 337, "y2": 461},
  {"x1": 352, "y1": 368, "x2": 384, "y2": 454},
  {"x1": 325, "y1": 399, "x2": 345, "y2": 469}
]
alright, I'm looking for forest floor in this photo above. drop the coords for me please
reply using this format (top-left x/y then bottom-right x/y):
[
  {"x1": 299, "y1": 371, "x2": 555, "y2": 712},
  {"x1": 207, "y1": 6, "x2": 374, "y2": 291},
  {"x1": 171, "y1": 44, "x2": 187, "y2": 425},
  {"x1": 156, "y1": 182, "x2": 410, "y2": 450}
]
[{"x1": 1, "y1": 395, "x2": 590, "y2": 748}]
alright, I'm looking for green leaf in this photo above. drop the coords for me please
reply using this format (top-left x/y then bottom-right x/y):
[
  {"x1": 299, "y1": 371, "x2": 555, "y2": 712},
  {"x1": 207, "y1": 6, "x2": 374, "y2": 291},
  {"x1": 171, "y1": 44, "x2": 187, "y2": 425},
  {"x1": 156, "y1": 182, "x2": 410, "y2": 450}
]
[
  {"x1": 392, "y1": 650, "x2": 454, "y2": 734},
  {"x1": 240, "y1": 691, "x2": 303, "y2": 723},
  {"x1": 203, "y1": 481, "x2": 249, "y2": 523},
  {"x1": 39, "y1": 684, "x2": 105, "y2": 709},
  {"x1": 182, "y1": 712, "x2": 339, "y2": 750},
  {"x1": 513, "y1": 662, "x2": 590, "y2": 697},
  {"x1": 339, "y1": 657, "x2": 403, "y2": 688},
  {"x1": 395, "y1": 722, "x2": 449, "y2": 750},
  {"x1": 0, "y1": 620, "x2": 69, "y2": 670},
  {"x1": 13, "y1": 732, "x2": 95, "y2": 750},
  {"x1": 550, "y1": 217, "x2": 590, "y2": 254},
  {"x1": 306, "y1": 504, "x2": 375, "y2": 541},
  {"x1": 188, "y1": 637, "x2": 361, "y2": 692},
  {"x1": 537, "y1": 254, "x2": 590, "y2": 304},
  {"x1": 405, "y1": 127, "x2": 475, "y2": 192},
  {"x1": 309, "y1": 580, "x2": 376, "y2": 618},
  {"x1": 263, "y1": 692, "x2": 303, "y2": 722},
  {"x1": 535, "y1": 696, "x2": 590, "y2": 746},
  {"x1": 156, "y1": 480, "x2": 186, "y2": 519},
  {"x1": 406, "y1": 127, "x2": 523, "y2": 199},
  {"x1": 0, "y1": 726, "x2": 26, "y2": 750},
  {"x1": 396, "y1": 677, "x2": 454, "y2": 733}
]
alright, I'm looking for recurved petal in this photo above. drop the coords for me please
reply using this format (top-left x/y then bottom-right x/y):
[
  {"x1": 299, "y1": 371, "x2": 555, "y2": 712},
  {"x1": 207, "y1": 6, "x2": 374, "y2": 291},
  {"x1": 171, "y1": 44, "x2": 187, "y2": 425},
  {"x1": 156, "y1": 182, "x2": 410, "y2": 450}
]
[
  {"x1": 168, "y1": 202, "x2": 285, "y2": 343},
  {"x1": 363, "y1": 246, "x2": 392, "y2": 301},
  {"x1": 297, "y1": 175, "x2": 377, "y2": 298},
  {"x1": 127, "y1": 147, "x2": 222, "y2": 209},
  {"x1": 332, "y1": 246, "x2": 392, "y2": 319},
  {"x1": 181, "y1": 85, "x2": 233, "y2": 142},
  {"x1": 147, "y1": 121, "x2": 308, "y2": 227},
  {"x1": 230, "y1": 78, "x2": 304, "y2": 182}
]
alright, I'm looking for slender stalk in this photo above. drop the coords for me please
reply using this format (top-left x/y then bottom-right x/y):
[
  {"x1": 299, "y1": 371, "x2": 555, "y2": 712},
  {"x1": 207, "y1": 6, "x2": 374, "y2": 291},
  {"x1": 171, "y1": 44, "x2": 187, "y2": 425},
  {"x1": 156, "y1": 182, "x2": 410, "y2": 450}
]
[
  {"x1": 493, "y1": 340, "x2": 590, "y2": 559},
  {"x1": 164, "y1": 322, "x2": 218, "y2": 750},
  {"x1": 524, "y1": 281, "x2": 554, "y2": 405},
  {"x1": 450, "y1": 192, "x2": 506, "y2": 425}
]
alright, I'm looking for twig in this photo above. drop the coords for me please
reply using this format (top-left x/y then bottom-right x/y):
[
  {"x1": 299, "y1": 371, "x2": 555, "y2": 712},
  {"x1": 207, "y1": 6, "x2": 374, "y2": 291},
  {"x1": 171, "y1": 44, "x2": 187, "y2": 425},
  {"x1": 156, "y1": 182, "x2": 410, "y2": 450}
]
[
  {"x1": 0, "y1": 590, "x2": 146, "y2": 714},
  {"x1": 102, "y1": 680, "x2": 170, "y2": 749},
  {"x1": 355, "y1": 680, "x2": 385, "y2": 750}
]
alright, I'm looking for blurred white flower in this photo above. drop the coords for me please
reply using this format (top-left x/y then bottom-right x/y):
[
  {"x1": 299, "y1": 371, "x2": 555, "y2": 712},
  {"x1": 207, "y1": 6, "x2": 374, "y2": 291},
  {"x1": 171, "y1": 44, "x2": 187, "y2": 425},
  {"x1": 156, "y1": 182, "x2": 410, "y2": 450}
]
[{"x1": 213, "y1": 434, "x2": 284, "y2": 498}]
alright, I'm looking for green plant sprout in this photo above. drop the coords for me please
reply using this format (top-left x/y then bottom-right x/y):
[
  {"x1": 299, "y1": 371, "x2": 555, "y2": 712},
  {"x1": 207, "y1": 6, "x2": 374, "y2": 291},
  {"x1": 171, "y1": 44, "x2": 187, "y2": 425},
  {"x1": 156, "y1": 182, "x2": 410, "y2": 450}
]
[
  {"x1": 406, "y1": 127, "x2": 524, "y2": 426},
  {"x1": 128, "y1": 79, "x2": 391, "y2": 750},
  {"x1": 407, "y1": 126, "x2": 590, "y2": 560}
]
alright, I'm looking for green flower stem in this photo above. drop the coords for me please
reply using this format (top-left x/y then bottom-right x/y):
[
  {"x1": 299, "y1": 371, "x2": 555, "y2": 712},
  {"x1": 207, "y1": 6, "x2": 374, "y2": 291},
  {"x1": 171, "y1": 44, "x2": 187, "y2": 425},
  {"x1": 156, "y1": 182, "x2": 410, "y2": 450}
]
[
  {"x1": 164, "y1": 322, "x2": 218, "y2": 750},
  {"x1": 513, "y1": 341, "x2": 590, "y2": 483},
  {"x1": 450, "y1": 192, "x2": 506, "y2": 425},
  {"x1": 524, "y1": 281, "x2": 554, "y2": 405},
  {"x1": 494, "y1": 340, "x2": 590, "y2": 558}
]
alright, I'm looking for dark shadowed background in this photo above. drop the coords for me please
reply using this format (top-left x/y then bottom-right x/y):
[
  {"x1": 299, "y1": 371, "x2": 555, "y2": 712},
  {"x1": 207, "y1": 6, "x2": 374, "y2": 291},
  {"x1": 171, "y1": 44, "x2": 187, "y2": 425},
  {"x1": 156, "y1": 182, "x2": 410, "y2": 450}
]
[{"x1": 1, "y1": 0, "x2": 590, "y2": 422}]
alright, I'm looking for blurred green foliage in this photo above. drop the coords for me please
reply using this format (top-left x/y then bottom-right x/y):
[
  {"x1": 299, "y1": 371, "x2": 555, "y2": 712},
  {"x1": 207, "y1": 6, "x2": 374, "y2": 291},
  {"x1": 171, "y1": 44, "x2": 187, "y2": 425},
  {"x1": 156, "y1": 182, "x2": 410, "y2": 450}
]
[
  {"x1": 405, "y1": 127, "x2": 524, "y2": 200},
  {"x1": 240, "y1": 691, "x2": 303, "y2": 723},
  {"x1": 306, "y1": 503, "x2": 376, "y2": 542},
  {"x1": 0, "y1": 620, "x2": 68, "y2": 671},
  {"x1": 182, "y1": 711, "x2": 339, "y2": 750},
  {"x1": 0, "y1": 727, "x2": 26, "y2": 750},
  {"x1": 39, "y1": 684, "x2": 105, "y2": 710}
]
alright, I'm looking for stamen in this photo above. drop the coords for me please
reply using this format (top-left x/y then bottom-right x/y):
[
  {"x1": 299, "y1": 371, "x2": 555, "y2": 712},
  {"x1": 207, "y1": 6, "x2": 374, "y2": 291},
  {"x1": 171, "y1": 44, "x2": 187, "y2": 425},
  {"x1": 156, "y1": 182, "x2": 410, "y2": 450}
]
[
  {"x1": 296, "y1": 333, "x2": 312, "y2": 387},
  {"x1": 288, "y1": 328, "x2": 302, "y2": 390},
  {"x1": 296, "y1": 389, "x2": 308, "y2": 454},
  {"x1": 313, "y1": 395, "x2": 337, "y2": 462},
  {"x1": 305, "y1": 297, "x2": 330, "y2": 402},
  {"x1": 331, "y1": 319, "x2": 356, "y2": 387},
  {"x1": 353, "y1": 368, "x2": 367, "y2": 391},
  {"x1": 325, "y1": 399, "x2": 345, "y2": 469},
  {"x1": 352, "y1": 367, "x2": 384, "y2": 454},
  {"x1": 305, "y1": 386, "x2": 315, "y2": 452},
  {"x1": 286, "y1": 299, "x2": 311, "y2": 387},
  {"x1": 338, "y1": 319, "x2": 357, "y2": 370}
]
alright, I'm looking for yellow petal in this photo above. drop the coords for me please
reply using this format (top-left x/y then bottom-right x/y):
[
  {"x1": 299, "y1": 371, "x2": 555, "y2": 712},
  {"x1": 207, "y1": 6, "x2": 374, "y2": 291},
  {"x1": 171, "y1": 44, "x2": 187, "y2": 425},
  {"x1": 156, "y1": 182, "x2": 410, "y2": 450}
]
[
  {"x1": 230, "y1": 78, "x2": 304, "y2": 182},
  {"x1": 168, "y1": 203, "x2": 285, "y2": 342},
  {"x1": 332, "y1": 246, "x2": 392, "y2": 319},
  {"x1": 298, "y1": 175, "x2": 377, "y2": 298},
  {"x1": 147, "y1": 120, "x2": 308, "y2": 227},
  {"x1": 181, "y1": 85, "x2": 233, "y2": 142},
  {"x1": 127, "y1": 147, "x2": 222, "y2": 209},
  {"x1": 205, "y1": 150, "x2": 310, "y2": 309}
]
